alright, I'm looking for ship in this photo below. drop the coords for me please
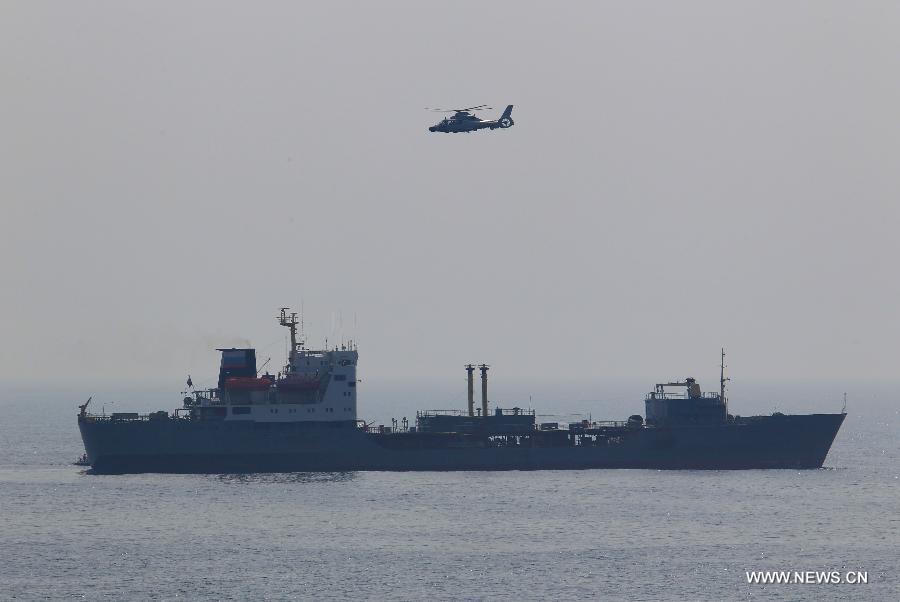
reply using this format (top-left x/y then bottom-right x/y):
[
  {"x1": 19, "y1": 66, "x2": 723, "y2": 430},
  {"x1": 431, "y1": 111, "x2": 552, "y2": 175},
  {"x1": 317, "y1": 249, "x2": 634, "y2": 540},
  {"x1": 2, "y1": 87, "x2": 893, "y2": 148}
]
[{"x1": 77, "y1": 308, "x2": 846, "y2": 474}]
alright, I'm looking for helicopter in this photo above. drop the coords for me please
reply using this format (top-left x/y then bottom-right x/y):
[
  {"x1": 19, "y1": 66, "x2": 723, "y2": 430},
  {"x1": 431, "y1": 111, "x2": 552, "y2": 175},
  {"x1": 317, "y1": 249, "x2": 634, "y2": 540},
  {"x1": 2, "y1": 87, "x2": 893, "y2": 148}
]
[{"x1": 426, "y1": 104, "x2": 514, "y2": 133}]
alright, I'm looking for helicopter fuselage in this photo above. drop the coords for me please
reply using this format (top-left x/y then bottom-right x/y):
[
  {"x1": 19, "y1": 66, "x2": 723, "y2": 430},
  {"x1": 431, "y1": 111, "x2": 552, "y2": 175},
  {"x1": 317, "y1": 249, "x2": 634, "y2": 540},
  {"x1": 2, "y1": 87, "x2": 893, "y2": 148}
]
[
  {"x1": 428, "y1": 105, "x2": 514, "y2": 133},
  {"x1": 429, "y1": 119, "x2": 498, "y2": 133}
]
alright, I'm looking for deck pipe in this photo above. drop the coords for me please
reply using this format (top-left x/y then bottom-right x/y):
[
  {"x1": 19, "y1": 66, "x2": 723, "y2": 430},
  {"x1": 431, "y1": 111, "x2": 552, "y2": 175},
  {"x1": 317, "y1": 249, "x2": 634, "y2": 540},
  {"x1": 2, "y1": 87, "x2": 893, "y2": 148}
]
[
  {"x1": 466, "y1": 364, "x2": 475, "y2": 417},
  {"x1": 479, "y1": 364, "x2": 489, "y2": 417}
]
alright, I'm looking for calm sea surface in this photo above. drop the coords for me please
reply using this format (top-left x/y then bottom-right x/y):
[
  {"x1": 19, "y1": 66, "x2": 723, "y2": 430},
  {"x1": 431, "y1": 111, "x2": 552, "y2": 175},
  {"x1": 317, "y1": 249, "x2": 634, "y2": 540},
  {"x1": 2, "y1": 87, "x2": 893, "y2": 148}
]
[{"x1": 1, "y1": 387, "x2": 897, "y2": 601}]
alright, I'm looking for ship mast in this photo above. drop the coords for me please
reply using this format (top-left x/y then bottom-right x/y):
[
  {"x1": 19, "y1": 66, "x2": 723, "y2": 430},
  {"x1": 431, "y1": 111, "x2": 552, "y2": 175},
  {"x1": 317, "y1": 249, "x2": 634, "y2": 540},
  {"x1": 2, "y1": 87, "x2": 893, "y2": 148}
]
[
  {"x1": 278, "y1": 307, "x2": 303, "y2": 372},
  {"x1": 720, "y1": 347, "x2": 730, "y2": 417}
]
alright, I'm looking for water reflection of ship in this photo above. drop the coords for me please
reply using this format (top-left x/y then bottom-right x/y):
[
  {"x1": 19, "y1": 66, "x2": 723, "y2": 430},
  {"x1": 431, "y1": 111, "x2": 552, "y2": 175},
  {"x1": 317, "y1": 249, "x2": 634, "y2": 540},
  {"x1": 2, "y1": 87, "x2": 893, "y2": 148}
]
[{"x1": 215, "y1": 472, "x2": 358, "y2": 485}]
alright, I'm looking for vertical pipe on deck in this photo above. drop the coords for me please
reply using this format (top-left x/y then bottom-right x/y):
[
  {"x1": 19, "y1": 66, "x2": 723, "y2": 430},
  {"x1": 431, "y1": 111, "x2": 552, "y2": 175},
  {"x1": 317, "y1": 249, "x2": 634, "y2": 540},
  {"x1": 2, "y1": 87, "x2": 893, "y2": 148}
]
[
  {"x1": 466, "y1": 364, "x2": 475, "y2": 417},
  {"x1": 479, "y1": 364, "x2": 489, "y2": 417}
]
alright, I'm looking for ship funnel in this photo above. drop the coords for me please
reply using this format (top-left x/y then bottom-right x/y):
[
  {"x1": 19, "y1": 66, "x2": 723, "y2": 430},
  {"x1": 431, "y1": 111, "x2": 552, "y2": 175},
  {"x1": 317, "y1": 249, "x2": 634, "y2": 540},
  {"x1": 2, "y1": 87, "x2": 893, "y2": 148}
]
[
  {"x1": 479, "y1": 364, "x2": 489, "y2": 417},
  {"x1": 466, "y1": 364, "x2": 475, "y2": 417}
]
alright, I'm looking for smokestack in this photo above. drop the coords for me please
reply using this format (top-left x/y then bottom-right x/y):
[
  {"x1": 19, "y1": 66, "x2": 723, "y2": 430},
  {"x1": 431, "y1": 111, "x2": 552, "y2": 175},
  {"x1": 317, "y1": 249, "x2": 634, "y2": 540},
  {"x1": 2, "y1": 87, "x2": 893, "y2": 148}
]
[
  {"x1": 466, "y1": 364, "x2": 475, "y2": 417},
  {"x1": 479, "y1": 364, "x2": 489, "y2": 417}
]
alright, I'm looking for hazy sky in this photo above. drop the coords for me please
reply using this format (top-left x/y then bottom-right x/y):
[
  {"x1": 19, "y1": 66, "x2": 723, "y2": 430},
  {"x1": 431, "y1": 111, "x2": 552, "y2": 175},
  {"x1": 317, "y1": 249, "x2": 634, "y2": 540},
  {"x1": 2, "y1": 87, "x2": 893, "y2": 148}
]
[{"x1": 2, "y1": 1, "x2": 898, "y2": 391}]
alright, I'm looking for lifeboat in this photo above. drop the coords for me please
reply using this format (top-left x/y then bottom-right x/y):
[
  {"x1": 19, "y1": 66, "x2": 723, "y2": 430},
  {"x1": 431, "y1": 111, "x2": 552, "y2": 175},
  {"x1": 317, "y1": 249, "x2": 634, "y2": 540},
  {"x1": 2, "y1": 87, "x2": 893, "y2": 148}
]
[
  {"x1": 276, "y1": 375, "x2": 321, "y2": 390},
  {"x1": 224, "y1": 376, "x2": 273, "y2": 391}
]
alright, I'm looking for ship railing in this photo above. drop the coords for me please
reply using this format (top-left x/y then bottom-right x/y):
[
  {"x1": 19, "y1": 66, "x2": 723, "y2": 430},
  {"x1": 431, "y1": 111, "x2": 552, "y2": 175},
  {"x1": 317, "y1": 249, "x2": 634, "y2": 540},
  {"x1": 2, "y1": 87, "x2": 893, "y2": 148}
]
[
  {"x1": 645, "y1": 392, "x2": 722, "y2": 401},
  {"x1": 80, "y1": 411, "x2": 172, "y2": 422},
  {"x1": 356, "y1": 420, "x2": 413, "y2": 434},
  {"x1": 298, "y1": 349, "x2": 327, "y2": 356},
  {"x1": 493, "y1": 408, "x2": 535, "y2": 416},
  {"x1": 186, "y1": 389, "x2": 288, "y2": 407},
  {"x1": 569, "y1": 420, "x2": 630, "y2": 429},
  {"x1": 184, "y1": 389, "x2": 223, "y2": 407},
  {"x1": 417, "y1": 408, "x2": 536, "y2": 417},
  {"x1": 417, "y1": 409, "x2": 468, "y2": 417}
]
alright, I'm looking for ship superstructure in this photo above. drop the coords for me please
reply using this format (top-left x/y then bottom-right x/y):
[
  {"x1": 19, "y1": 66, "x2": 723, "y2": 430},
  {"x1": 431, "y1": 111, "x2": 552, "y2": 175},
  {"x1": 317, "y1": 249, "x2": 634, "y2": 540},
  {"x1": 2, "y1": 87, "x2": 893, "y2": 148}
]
[
  {"x1": 185, "y1": 308, "x2": 358, "y2": 424},
  {"x1": 77, "y1": 308, "x2": 846, "y2": 474}
]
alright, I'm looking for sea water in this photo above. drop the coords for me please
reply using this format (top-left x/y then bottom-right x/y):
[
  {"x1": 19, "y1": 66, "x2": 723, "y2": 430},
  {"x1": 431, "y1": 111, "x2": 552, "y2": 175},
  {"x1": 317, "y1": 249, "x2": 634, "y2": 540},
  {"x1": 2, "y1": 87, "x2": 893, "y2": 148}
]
[{"x1": 0, "y1": 384, "x2": 897, "y2": 601}]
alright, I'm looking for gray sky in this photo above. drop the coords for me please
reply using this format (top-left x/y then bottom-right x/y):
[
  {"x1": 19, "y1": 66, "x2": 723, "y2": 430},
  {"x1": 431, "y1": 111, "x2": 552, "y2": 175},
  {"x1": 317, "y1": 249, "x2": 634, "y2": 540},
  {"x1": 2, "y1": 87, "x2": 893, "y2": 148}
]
[{"x1": 2, "y1": 1, "x2": 899, "y2": 391}]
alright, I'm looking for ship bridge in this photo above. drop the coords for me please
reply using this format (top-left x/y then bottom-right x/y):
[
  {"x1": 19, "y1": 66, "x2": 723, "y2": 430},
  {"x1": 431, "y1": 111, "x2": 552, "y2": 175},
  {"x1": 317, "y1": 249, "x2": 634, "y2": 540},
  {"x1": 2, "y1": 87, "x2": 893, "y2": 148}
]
[{"x1": 645, "y1": 378, "x2": 727, "y2": 426}]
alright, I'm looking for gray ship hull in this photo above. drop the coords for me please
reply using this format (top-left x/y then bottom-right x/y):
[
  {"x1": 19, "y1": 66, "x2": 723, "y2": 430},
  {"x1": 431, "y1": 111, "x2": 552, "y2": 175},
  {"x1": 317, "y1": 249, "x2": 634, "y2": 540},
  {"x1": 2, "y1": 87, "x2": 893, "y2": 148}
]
[{"x1": 78, "y1": 413, "x2": 845, "y2": 474}]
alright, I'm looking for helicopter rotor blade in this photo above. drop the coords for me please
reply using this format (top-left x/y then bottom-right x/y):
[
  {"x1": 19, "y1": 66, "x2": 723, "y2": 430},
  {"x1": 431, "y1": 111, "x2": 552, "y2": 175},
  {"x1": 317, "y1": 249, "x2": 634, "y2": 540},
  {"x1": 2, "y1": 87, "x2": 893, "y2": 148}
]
[{"x1": 425, "y1": 105, "x2": 492, "y2": 112}]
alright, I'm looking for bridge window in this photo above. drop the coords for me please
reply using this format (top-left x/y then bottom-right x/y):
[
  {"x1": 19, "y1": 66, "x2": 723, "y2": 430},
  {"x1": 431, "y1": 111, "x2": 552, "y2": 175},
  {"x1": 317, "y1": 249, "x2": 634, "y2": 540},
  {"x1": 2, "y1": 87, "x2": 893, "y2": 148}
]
[
  {"x1": 333, "y1": 374, "x2": 347, "y2": 381},
  {"x1": 232, "y1": 407, "x2": 251, "y2": 415}
]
